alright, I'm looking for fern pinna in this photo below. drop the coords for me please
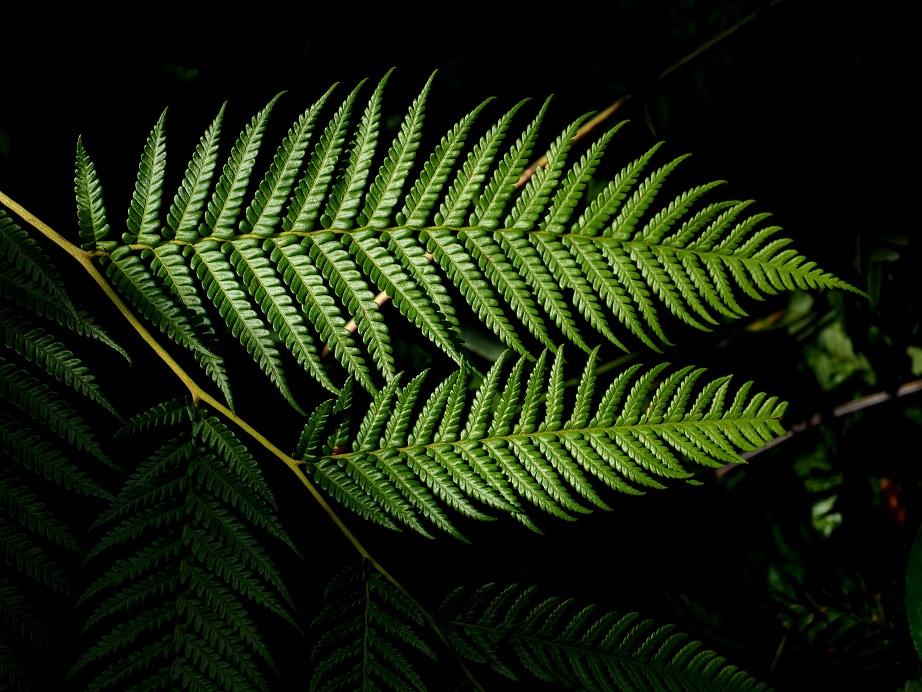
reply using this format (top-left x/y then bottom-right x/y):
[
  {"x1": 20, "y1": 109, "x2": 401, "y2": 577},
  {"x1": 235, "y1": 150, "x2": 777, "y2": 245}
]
[
  {"x1": 299, "y1": 346, "x2": 786, "y2": 538},
  {"x1": 73, "y1": 70, "x2": 858, "y2": 410},
  {"x1": 69, "y1": 403, "x2": 299, "y2": 691}
]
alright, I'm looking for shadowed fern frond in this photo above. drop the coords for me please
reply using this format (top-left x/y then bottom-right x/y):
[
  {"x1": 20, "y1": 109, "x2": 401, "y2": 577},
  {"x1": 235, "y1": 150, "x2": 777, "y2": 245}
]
[
  {"x1": 301, "y1": 347, "x2": 786, "y2": 538},
  {"x1": 1, "y1": 208, "x2": 119, "y2": 689},
  {"x1": 311, "y1": 559, "x2": 436, "y2": 691},
  {"x1": 438, "y1": 583, "x2": 772, "y2": 690},
  {"x1": 71, "y1": 404, "x2": 298, "y2": 692},
  {"x1": 72, "y1": 73, "x2": 859, "y2": 410}
]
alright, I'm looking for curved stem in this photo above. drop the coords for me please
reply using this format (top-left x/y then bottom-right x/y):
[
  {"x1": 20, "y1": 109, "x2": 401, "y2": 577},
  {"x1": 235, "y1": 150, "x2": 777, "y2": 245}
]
[{"x1": 0, "y1": 190, "x2": 483, "y2": 690}]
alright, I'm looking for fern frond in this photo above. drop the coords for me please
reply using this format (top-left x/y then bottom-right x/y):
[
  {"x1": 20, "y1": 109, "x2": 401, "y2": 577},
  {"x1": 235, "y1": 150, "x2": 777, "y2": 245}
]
[
  {"x1": 359, "y1": 72, "x2": 432, "y2": 228},
  {"x1": 116, "y1": 397, "x2": 196, "y2": 436},
  {"x1": 242, "y1": 85, "x2": 335, "y2": 237},
  {"x1": 124, "y1": 109, "x2": 168, "y2": 245},
  {"x1": 193, "y1": 413, "x2": 279, "y2": 507},
  {"x1": 311, "y1": 560, "x2": 435, "y2": 692},
  {"x1": 438, "y1": 583, "x2": 771, "y2": 690},
  {"x1": 73, "y1": 75, "x2": 858, "y2": 405},
  {"x1": 103, "y1": 244, "x2": 227, "y2": 399},
  {"x1": 190, "y1": 238, "x2": 295, "y2": 409},
  {"x1": 0, "y1": 577, "x2": 49, "y2": 647},
  {"x1": 205, "y1": 94, "x2": 282, "y2": 239},
  {"x1": 75, "y1": 408, "x2": 296, "y2": 691},
  {"x1": 313, "y1": 349, "x2": 786, "y2": 537},
  {"x1": 168, "y1": 103, "x2": 225, "y2": 241},
  {"x1": 75, "y1": 137, "x2": 112, "y2": 250},
  {"x1": 0, "y1": 518, "x2": 70, "y2": 593}
]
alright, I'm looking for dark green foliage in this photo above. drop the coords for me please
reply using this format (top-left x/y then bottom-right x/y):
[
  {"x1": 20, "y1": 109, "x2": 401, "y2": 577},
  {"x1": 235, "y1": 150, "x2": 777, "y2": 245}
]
[
  {"x1": 71, "y1": 406, "x2": 298, "y2": 692},
  {"x1": 438, "y1": 583, "x2": 771, "y2": 690},
  {"x1": 311, "y1": 560, "x2": 436, "y2": 691},
  {"x1": 0, "y1": 209, "x2": 117, "y2": 689}
]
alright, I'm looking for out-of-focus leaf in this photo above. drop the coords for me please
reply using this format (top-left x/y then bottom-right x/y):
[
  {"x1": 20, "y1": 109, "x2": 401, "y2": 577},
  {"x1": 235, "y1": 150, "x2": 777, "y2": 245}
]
[
  {"x1": 804, "y1": 320, "x2": 875, "y2": 390},
  {"x1": 905, "y1": 525, "x2": 922, "y2": 664},
  {"x1": 907, "y1": 346, "x2": 922, "y2": 376}
]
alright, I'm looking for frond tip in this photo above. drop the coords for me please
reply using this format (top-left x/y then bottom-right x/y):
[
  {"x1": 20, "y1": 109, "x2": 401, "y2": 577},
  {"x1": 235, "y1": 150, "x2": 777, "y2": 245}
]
[{"x1": 308, "y1": 348, "x2": 787, "y2": 538}]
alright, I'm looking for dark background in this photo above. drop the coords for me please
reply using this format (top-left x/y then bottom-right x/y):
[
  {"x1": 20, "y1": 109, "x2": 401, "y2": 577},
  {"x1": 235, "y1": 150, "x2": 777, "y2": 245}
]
[{"x1": 2, "y1": 1, "x2": 920, "y2": 688}]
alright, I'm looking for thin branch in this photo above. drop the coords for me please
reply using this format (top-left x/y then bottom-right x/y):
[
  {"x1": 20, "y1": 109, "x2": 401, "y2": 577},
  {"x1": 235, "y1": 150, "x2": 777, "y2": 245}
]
[
  {"x1": 716, "y1": 378, "x2": 922, "y2": 475},
  {"x1": 515, "y1": 95, "x2": 631, "y2": 189},
  {"x1": 657, "y1": 0, "x2": 783, "y2": 80}
]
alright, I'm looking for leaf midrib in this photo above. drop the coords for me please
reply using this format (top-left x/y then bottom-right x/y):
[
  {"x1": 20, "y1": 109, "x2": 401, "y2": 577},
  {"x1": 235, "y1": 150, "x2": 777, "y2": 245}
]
[{"x1": 330, "y1": 413, "x2": 782, "y2": 460}]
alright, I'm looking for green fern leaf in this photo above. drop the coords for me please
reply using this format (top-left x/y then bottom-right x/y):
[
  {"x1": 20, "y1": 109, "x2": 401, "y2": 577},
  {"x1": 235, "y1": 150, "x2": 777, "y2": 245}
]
[
  {"x1": 103, "y1": 244, "x2": 226, "y2": 399},
  {"x1": 116, "y1": 397, "x2": 196, "y2": 437},
  {"x1": 401, "y1": 97, "x2": 492, "y2": 226},
  {"x1": 231, "y1": 235, "x2": 335, "y2": 396},
  {"x1": 325, "y1": 70, "x2": 391, "y2": 229},
  {"x1": 0, "y1": 471, "x2": 83, "y2": 554},
  {"x1": 305, "y1": 230, "x2": 394, "y2": 383},
  {"x1": 0, "y1": 413, "x2": 111, "y2": 498},
  {"x1": 0, "y1": 576, "x2": 49, "y2": 649},
  {"x1": 283, "y1": 82, "x2": 361, "y2": 234},
  {"x1": 273, "y1": 235, "x2": 370, "y2": 390},
  {"x1": 242, "y1": 85, "x2": 335, "y2": 237},
  {"x1": 194, "y1": 413, "x2": 279, "y2": 508},
  {"x1": 147, "y1": 242, "x2": 230, "y2": 402},
  {"x1": 1, "y1": 211, "x2": 127, "y2": 357},
  {"x1": 72, "y1": 76, "x2": 860, "y2": 403},
  {"x1": 0, "y1": 310, "x2": 118, "y2": 417},
  {"x1": 296, "y1": 398, "x2": 336, "y2": 460},
  {"x1": 359, "y1": 72, "x2": 432, "y2": 228},
  {"x1": 0, "y1": 359, "x2": 115, "y2": 469},
  {"x1": 0, "y1": 519, "x2": 70, "y2": 593},
  {"x1": 75, "y1": 137, "x2": 112, "y2": 250},
  {"x1": 312, "y1": 349, "x2": 786, "y2": 536},
  {"x1": 190, "y1": 238, "x2": 294, "y2": 409}
]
